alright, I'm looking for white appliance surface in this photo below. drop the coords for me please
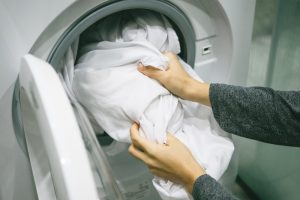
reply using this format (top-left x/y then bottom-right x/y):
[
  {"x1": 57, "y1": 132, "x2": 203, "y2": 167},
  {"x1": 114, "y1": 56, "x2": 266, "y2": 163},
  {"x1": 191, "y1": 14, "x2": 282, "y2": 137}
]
[
  {"x1": 19, "y1": 55, "x2": 99, "y2": 200},
  {"x1": 0, "y1": 0, "x2": 76, "y2": 98}
]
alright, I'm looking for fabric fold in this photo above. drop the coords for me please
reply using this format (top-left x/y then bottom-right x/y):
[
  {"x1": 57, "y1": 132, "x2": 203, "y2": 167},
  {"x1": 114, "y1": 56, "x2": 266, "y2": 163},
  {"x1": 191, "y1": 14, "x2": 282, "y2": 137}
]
[{"x1": 62, "y1": 11, "x2": 234, "y2": 200}]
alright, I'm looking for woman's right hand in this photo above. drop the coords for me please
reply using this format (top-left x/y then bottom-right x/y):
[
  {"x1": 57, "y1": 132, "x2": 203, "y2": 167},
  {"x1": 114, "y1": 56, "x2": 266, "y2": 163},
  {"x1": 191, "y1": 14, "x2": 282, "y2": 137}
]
[
  {"x1": 138, "y1": 52, "x2": 211, "y2": 106},
  {"x1": 138, "y1": 52, "x2": 193, "y2": 100},
  {"x1": 128, "y1": 123, "x2": 206, "y2": 193}
]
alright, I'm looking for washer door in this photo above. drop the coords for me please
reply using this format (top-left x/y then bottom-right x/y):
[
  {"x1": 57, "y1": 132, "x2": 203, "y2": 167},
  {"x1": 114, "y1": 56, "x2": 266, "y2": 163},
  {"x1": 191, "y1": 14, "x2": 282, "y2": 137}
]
[{"x1": 18, "y1": 54, "x2": 123, "y2": 200}]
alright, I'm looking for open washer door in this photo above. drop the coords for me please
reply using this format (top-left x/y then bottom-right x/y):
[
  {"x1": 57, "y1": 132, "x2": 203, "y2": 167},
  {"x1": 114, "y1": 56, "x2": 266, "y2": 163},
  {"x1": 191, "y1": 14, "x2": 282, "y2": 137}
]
[{"x1": 18, "y1": 54, "x2": 124, "y2": 200}]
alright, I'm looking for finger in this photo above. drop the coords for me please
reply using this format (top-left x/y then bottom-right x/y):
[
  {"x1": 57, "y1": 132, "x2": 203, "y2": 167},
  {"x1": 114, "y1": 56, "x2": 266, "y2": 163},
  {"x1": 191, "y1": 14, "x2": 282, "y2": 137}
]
[
  {"x1": 128, "y1": 145, "x2": 149, "y2": 162},
  {"x1": 130, "y1": 123, "x2": 154, "y2": 153},
  {"x1": 137, "y1": 63, "x2": 163, "y2": 80},
  {"x1": 137, "y1": 63, "x2": 146, "y2": 72}
]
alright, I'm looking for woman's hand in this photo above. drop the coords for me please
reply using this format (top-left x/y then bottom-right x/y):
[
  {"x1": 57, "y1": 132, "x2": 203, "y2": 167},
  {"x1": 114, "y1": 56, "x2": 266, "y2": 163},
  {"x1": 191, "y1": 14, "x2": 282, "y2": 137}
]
[
  {"x1": 138, "y1": 52, "x2": 211, "y2": 106},
  {"x1": 128, "y1": 123, "x2": 206, "y2": 193},
  {"x1": 138, "y1": 52, "x2": 193, "y2": 100}
]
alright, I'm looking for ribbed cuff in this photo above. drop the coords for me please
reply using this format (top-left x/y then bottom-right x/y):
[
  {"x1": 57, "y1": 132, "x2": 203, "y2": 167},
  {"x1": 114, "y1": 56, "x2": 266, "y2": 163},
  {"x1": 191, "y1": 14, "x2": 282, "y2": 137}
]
[
  {"x1": 192, "y1": 174, "x2": 238, "y2": 200},
  {"x1": 192, "y1": 174, "x2": 215, "y2": 200}
]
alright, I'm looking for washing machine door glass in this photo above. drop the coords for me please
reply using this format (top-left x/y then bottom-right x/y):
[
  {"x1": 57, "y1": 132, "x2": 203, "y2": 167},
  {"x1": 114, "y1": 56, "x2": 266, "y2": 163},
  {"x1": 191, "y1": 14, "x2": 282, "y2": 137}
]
[{"x1": 18, "y1": 54, "x2": 124, "y2": 200}]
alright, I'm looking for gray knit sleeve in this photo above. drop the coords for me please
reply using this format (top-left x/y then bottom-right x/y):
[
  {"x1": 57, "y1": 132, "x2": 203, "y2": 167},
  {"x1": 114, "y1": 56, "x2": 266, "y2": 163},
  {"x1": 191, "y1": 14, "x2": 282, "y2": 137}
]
[
  {"x1": 192, "y1": 175, "x2": 238, "y2": 200},
  {"x1": 209, "y1": 83, "x2": 300, "y2": 146}
]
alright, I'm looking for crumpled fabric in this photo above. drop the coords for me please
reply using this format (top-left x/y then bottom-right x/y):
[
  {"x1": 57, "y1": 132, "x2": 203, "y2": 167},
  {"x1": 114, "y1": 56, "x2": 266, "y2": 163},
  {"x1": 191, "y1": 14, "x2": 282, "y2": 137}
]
[{"x1": 63, "y1": 11, "x2": 234, "y2": 200}]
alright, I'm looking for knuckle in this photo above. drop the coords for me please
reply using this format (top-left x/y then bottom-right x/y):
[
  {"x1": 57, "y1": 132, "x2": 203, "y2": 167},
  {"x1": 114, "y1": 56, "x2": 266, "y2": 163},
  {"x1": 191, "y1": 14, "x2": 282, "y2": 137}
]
[
  {"x1": 128, "y1": 145, "x2": 134, "y2": 153},
  {"x1": 147, "y1": 148, "x2": 157, "y2": 157},
  {"x1": 128, "y1": 146, "x2": 138, "y2": 157},
  {"x1": 131, "y1": 137, "x2": 139, "y2": 146},
  {"x1": 145, "y1": 158, "x2": 155, "y2": 167}
]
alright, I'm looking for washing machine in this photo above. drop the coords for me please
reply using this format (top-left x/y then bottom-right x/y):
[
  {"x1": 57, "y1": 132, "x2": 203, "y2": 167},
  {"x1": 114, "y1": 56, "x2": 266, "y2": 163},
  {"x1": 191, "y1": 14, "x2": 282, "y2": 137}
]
[{"x1": 0, "y1": 0, "x2": 256, "y2": 199}]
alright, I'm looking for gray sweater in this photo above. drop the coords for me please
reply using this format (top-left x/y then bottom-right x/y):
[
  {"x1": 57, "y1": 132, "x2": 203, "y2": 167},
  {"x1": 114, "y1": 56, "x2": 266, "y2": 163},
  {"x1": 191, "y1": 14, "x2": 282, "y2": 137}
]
[{"x1": 192, "y1": 83, "x2": 300, "y2": 200}]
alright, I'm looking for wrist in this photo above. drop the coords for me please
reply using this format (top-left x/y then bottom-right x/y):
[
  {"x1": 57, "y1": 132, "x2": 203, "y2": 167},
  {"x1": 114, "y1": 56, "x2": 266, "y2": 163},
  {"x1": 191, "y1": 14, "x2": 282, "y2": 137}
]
[
  {"x1": 184, "y1": 164, "x2": 206, "y2": 194},
  {"x1": 185, "y1": 79, "x2": 211, "y2": 106}
]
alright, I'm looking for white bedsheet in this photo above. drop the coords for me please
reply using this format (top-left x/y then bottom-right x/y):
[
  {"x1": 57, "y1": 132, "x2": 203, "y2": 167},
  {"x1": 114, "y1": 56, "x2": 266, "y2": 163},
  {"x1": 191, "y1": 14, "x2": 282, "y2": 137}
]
[{"x1": 62, "y1": 11, "x2": 234, "y2": 200}]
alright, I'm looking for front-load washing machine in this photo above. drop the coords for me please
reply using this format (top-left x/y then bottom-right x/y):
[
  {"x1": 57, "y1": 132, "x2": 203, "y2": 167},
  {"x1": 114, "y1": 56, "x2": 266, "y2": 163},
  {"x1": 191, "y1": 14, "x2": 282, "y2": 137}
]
[{"x1": 0, "y1": 0, "x2": 255, "y2": 199}]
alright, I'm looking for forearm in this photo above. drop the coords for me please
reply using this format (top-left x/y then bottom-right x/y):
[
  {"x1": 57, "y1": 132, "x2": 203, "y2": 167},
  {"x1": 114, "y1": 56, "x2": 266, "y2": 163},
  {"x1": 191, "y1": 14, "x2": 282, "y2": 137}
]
[
  {"x1": 209, "y1": 83, "x2": 300, "y2": 146},
  {"x1": 192, "y1": 175, "x2": 239, "y2": 200}
]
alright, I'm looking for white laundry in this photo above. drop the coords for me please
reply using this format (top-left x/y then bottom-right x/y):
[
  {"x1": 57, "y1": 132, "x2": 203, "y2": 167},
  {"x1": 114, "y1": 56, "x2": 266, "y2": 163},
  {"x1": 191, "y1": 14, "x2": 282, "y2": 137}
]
[{"x1": 63, "y1": 11, "x2": 234, "y2": 200}]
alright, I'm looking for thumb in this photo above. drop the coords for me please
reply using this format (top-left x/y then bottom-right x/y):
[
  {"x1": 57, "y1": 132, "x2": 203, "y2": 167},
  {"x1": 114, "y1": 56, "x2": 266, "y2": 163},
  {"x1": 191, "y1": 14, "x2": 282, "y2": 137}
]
[
  {"x1": 130, "y1": 123, "x2": 154, "y2": 153},
  {"x1": 137, "y1": 63, "x2": 163, "y2": 81}
]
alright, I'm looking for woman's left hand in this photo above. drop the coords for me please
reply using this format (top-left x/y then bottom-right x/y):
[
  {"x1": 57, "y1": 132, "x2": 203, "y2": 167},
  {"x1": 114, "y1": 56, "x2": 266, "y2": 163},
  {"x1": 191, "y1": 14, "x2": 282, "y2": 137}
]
[{"x1": 128, "y1": 123, "x2": 206, "y2": 193}]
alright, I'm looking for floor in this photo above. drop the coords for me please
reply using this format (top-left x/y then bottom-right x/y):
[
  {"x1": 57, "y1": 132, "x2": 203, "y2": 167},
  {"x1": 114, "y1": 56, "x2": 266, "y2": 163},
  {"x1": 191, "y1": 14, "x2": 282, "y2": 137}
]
[{"x1": 231, "y1": 177, "x2": 260, "y2": 200}]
